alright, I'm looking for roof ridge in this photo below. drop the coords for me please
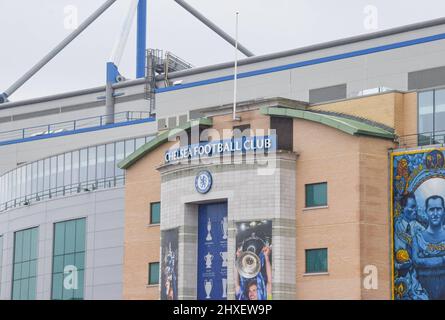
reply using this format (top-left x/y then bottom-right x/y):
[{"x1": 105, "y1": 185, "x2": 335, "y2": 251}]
[{"x1": 308, "y1": 109, "x2": 395, "y2": 133}]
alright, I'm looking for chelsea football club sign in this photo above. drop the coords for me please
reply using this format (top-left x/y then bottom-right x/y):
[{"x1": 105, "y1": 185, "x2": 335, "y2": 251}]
[
  {"x1": 195, "y1": 170, "x2": 213, "y2": 194},
  {"x1": 164, "y1": 135, "x2": 276, "y2": 164}
]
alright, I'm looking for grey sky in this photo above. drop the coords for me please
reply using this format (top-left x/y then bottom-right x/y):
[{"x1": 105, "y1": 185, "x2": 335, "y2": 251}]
[{"x1": 1, "y1": 0, "x2": 445, "y2": 102}]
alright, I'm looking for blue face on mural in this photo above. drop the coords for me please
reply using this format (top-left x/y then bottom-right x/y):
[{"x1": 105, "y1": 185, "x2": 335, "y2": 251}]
[{"x1": 392, "y1": 149, "x2": 445, "y2": 300}]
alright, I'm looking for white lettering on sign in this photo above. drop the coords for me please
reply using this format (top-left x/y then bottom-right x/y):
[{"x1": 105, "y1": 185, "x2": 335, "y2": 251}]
[{"x1": 164, "y1": 136, "x2": 276, "y2": 164}]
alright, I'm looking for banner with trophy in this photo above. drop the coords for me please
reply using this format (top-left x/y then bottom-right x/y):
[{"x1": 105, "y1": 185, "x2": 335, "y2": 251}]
[
  {"x1": 197, "y1": 203, "x2": 228, "y2": 300},
  {"x1": 391, "y1": 148, "x2": 445, "y2": 300},
  {"x1": 235, "y1": 220, "x2": 272, "y2": 300},
  {"x1": 161, "y1": 228, "x2": 178, "y2": 300}
]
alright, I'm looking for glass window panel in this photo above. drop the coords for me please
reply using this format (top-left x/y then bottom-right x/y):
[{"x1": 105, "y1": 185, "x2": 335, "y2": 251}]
[
  {"x1": 30, "y1": 228, "x2": 38, "y2": 260},
  {"x1": 53, "y1": 255, "x2": 64, "y2": 274},
  {"x1": 74, "y1": 270, "x2": 84, "y2": 300},
  {"x1": 50, "y1": 157, "x2": 57, "y2": 190},
  {"x1": 305, "y1": 183, "x2": 328, "y2": 208},
  {"x1": 62, "y1": 282, "x2": 74, "y2": 300},
  {"x1": 75, "y1": 252, "x2": 85, "y2": 270},
  {"x1": 31, "y1": 162, "x2": 37, "y2": 195},
  {"x1": 115, "y1": 141, "x2": 125, "y2": 176},
  {"x1": 28, "y1": 277, "x2": 36, "y2": 300},
  {"x1": 12, "y1": 228, "x2": 38, "y2": 300},
  {"x1": 136, "y1": 137, "x2": 145, "y2": 149},
  {"x1": 96, "y1": 145, "x2": 105, "y2": 180},
  {"x1": 37, "y1": 160, "x2": 44, "y2": 194},
  {"x1": 21, "y1": 166, "x2": 26, "y2": 200},
  {"x1": 75, "y1": 219, "x2": 86, "y2": 252},
  {"x1": 16, "y1": 169, "x2": 21, "y2": 201},
  {"x1": 64, "y1": 221, "x2": 76, "y2": 254},
  {"x1": 0, "y1": 175, "x2": 4, "y2": 205},
  {"x1": 21, "y1": 261, "x2": 30, "y2": 279},
  {"x1": 54, "y1": 223, "x2": 65, "y2": 256},
  {"x1": 14, "y1": 231, "x2": 23, "y2": 263},
  {"x1": 148, "y1": 262, "x2": 159, "y2": 285},
  {"x1": 26, "y1": 164, "x2": 32, "y2": 197},
  {"x1": 22, "y1": 230, "x2": 31, "y2": 261},
  {"x1": 435, "y1": 89, "x2": 445, "y2": 134},
  {"x1": 79, "y1": 149, "x2": 87, "y2": 183},
  {"x1": 52, "y1": 219, "x2": 86, "y2": 300},
  {"x1": 150, "y1": 202, "x2": 161, "y2": 224},
  {"x1": 29, "y1": 260, "x2": 37, "y2": 277},
  {"x1": 56, "y1": 155, "x2": 64, "y2": 189},
  {"x1": 125, "y1": 139, "x2": 135, "y2": 157},
  {"x1": 12, "y1": 281, "x2": 20, "y2": 300},
  {"x1": 305, "y1": 248, "x2": 328, "y2": 274},
  {"x1": 20, "y1": 278, "x2": 29, "y2": 300},
  {"x1": 71, "y1": 150, "x2": 79, "y2": 185},
  {"x1": 43, "y1": 158, "x2": 50, "y2": 192},
  {"x1": 64, "y1": 153, "x2": 72, "y2": 188},
  {"x1": 7, "y1": 172, "x2": 11, "y2": 203},
  {"x1": 13, "y1": 263, "x2": 21, "y2": 280},
  {"x1": 11, "y1": 170, "x2": 16, "y2": 202},
  {"x1": 88, "y1": 147, "x2": 97, "y2": 182},
  {"x1": 419, "y1": 90, "x2": 434, "y2": 134},
  {"x1": 64, "y1": 253, "x2": 75, "y2": 268},
  {"x1": 105, "y1": 143, "x2": 115, "y2": 179},
  {"x1": 52, "y1": 273, "x2": 63, "y2": 300}
]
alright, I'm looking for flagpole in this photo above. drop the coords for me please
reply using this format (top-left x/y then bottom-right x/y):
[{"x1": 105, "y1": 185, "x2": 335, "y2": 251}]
[{"x1": 233, "y1": 12, "x2": 239, "y2": 121}]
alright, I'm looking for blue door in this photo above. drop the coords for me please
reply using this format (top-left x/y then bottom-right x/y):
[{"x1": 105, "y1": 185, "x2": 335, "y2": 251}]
[{"x1": 197, "y1": 202, "x2": 228, "y2": 300}]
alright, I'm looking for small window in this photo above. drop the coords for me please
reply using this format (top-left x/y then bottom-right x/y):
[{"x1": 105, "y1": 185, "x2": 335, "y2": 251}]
[
  {"x1": 306, "y1": 248, "x2": 328, "y2": 274},
  {"x1": 305, "y1": 182, "x2": 327, "y2": 208},
  {"x1": 148, "y1": 262, "x2": 160, "y2": 285},
  {"x1": 150, "y1": 202, "x2": 160, "y2": 224}
]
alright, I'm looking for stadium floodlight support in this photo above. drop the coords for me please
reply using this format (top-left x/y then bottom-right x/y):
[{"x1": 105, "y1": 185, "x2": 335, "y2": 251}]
[
  {"x1": 136, "y1": 0, "x2": 148, "y2": 78},
  {"x1": 173, "y1": 0, "x2": 254, "y2": 58},
  {"x1": 106, "y1": 0, "x2": 140, "y2": 125},
  {"x1": 0, "y1": 0, "x2": 118, "y2": 105}
]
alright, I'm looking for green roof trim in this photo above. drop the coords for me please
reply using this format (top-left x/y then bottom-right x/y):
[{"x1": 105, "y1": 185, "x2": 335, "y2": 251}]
[
  {"x1": 261, "y1": 107, "x2": 394, "y2": 140},
  {"x1": 118, "y1": 118, "x2": 213, "y2": 169}
]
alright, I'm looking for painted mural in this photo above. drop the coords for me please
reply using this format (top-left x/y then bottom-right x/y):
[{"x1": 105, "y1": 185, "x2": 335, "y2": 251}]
[
  {"x1": 392, "y1": 148, "x2": 445, "y2": 300},
  {"x1": 161, "y1": 228, "x2": 178, "y2": 300},
  {"x1": 235, "y1": 220, "x2": 272, "y2": 300}
]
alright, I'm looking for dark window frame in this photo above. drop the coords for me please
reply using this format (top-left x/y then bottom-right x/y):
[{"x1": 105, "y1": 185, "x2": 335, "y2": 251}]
[
  {"x1": 150, "y1": 202, "x2": 161, "y2": 225},
  {"x1": 417, "y1": 87, "x2": 445, "y2": 145},
  {"x1": 305, "y1": 248, "x2": 328, "y2": 274},
  {"x1": 305, "y1": 182, "x2": 328, "y2": 208},
  {"x1": 148, "y1": 262, "x2": 160, "y2": 285}
]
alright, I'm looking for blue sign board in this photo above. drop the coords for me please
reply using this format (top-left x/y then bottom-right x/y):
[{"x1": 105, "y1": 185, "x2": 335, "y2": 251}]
[{"x1": 197, "y1": 202, "x2": 228, "y2": 300}]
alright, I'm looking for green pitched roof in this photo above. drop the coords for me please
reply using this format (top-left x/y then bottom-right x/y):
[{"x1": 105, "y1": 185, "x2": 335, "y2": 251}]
[
  {"x1": 261, "y1": 107, "x2": 394, "y2": 140},
  {"x1": 118, "y1": 118, "x2": 213, "y2": 169}
]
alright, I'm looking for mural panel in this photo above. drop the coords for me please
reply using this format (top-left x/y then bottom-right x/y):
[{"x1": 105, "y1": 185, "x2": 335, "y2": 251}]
[
  {"x1": 235, "y1": 220, "x2": 272, "y2": 300},
  {"x1": 161, "y1": 228, "x2": 179, "y2": 300},
  {"x1": 392, "y1": 148, "x2": 445, "y2": 300},
  {"x1": 197, "y1": 202, "x2": 228, "y2": 300}
]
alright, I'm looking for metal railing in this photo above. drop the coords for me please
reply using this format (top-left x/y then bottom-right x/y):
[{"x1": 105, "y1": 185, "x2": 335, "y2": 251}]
[
  {"x1": 397, "y1": 131, "x2": 445, "y2": 149},
  {"x1": 0, "y1": 176, "x2": 125, "y2": 213},
  {"x1": 0, "y1": 111, "x2": 153, "y2": 145}
]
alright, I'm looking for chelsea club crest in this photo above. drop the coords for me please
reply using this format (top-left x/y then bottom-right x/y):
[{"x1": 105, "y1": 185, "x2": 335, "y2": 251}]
[{"x1": 195, "y1": 170, "x2": 213, "y2": 194}]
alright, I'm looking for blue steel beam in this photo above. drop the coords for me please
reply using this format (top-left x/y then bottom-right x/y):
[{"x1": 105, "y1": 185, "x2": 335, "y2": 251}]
[{"x1": 136, "y1": 0, "x2": 147, "y2": 78}]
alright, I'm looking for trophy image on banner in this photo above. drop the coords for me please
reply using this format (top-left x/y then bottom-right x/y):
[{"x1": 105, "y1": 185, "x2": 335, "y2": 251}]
[
  {"x1": 204, "y1": 279, "x2": 213, "y2": 299},
  {"x1": 222, "y1": 278, "x2": 227, "y2": 298},
  {"x1": 235, "y1": 233, "x2": 264, "y2": 278},
  {"x1": 204, "y1": 252, "x2": 214, "y2": 269},
  {"x1": 206, "y1": 218, "x2": 212, "y2": 241},
  {"x1": 220, "y1": 251, "x2": 228, "y2": 268},
  {"x1": 221, "y1": 216, "x2": 228, "y2": 240}
]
